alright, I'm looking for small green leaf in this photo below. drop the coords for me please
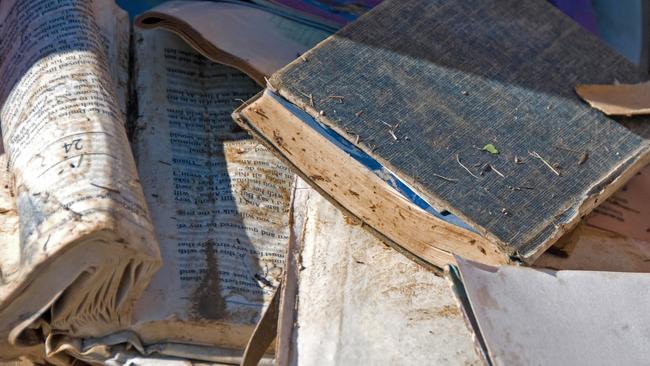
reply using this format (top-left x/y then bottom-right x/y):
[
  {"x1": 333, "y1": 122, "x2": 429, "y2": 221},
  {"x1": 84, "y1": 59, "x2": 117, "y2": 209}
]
[{"x1": 482, "y1": 143, "x2": 499, "y2": 154}]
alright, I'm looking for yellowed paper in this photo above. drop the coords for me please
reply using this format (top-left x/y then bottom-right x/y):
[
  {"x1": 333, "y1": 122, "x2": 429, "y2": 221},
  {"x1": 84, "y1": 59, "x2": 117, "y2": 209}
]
[
  {"x1": 281, "y1": 180, "x2": 480, "y2": 365},
  {"x1": 0, "y1": 0, "x2": 160, "y2": 361},
  {"x1": 586, "y1": 164, "x2": 650, "y2": 241},
  {"x1": 59, "y1": 29, "x2": 293, "y2": 364}
]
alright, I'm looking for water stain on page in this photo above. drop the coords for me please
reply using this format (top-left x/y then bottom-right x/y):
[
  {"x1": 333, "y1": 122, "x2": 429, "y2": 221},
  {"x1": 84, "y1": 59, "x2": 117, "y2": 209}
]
[
  {"x1": 191, "y1": 239, "x2": 226, "y2": 320},
  {"x1": 435, "y1": 304, "x2": 461, "y2": 318}
]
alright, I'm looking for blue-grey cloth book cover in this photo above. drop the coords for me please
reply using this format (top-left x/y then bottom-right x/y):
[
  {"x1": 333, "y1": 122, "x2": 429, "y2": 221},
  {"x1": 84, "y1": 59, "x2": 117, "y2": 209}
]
[{"x1": 235, "y1": 0, "x2": 650, "y2": 267}]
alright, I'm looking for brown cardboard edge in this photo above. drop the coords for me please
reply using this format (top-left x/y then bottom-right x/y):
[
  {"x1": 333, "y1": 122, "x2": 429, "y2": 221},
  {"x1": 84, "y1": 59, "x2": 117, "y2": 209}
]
[{"x1": 575, "y1": 81, "x2": 650, "y2": 116}]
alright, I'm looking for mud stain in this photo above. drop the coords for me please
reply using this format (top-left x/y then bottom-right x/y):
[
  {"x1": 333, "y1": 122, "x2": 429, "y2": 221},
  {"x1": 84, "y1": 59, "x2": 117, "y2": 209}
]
[{"x1": 191, "y1": 239, "x2": 226, "y2": 320}]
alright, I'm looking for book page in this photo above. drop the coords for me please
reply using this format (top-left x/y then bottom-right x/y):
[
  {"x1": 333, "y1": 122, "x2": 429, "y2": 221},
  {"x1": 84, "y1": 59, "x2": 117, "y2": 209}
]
[
  {"x1": 586, "y1": 164, "x2": 650, "y2": 242},
  {"x1": 0, "y1": 0, "x2": 160, "y2": 359},
  {"x1": 0, "y1": 148, "x2": 20, "y2": 286},
  {"x1": 534, "y1": 224, "x2": 650, "y2": 272},
  {"x1": 575, "y1": 81, "x2": 650, "y2": 116},
  {"x1": 0, "y1": 0, "x2": 156, "y2": 261},
  {"x1": 135, "y1": 0, "x2": 331, "y2": 83},
  {"x1": 532, "y1": 166, "x2": 650, "y2": 273},
  {"x1": 280, "y1": 180, "x2": 480, "y2": 365},
  {"x1": 127, "y1": 28, "x2": 293, "y2": 352},
  {"x1": 0, "y1": 159, "x2": 44, "y2": 360}
]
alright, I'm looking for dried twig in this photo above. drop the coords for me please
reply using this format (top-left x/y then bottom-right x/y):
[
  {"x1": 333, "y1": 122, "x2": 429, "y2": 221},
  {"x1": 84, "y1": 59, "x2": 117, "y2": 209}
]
[
  {"x1": 489, "y1": 164, "x2": 505, "y2": 178},
  {"x1": 380, "y1": 121, "x2": 400, "y2": 141},
  {"x1": 297, "y1": 91, "x2": 315, "y2": 107},
  {"x1": 577, "y1": 151, "x2": 589, "y2": 165},
  {"x1": 509, "y1": 185, "x2": 534, "y2": 191},
  {"x1": 264, "y1": 77, "x2": 277, "y2": 92},
  {"x1": 234, "y1": 98, "x2": 251, "y2": 108},
  {"x1": 234, "y1": 98, "x2": 248, "y2": 106},
  {"x1": 529, "y1": 151, "x2": 560, "y2": 176},
  {"x1": 432, "y1": 173, "x2": 458, "y2": 183},
  {"x1": 322, "y1": 95, "x2": 344, "y2": 104},
  {"x1": 456, "y1": 154, "x2": 479, "y2": 179}
]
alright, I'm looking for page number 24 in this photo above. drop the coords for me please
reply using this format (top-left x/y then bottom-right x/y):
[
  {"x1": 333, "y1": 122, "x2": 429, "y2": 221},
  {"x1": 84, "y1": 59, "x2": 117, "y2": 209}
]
[{"x1": 63, "y1": 138, "x2": 83, "y2": 153}]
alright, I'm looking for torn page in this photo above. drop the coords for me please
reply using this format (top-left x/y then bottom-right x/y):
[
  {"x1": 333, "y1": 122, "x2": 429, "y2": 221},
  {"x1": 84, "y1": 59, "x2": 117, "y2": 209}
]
[
  {"x1": 534, "y1": 165, "x2": 650, "y2": 272},
  {"x1": 0, "y1": 155, "x2": 44, "y2": 362}
]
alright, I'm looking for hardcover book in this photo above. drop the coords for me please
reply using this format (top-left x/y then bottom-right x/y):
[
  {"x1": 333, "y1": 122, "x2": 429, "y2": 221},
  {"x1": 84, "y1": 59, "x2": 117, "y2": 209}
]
[{"x1": 234, "y1": 0, "x2": 650, "y2": 269}]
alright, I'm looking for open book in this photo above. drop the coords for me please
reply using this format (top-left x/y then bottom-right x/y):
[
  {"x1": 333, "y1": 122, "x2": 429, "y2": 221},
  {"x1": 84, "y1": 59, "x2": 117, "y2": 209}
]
[
  {"x1": 234, "y1": 0, "x2": 650, "y2": 270},
  {"x1": 0, "y1": 0, "x2": 332, "y2": 363}
]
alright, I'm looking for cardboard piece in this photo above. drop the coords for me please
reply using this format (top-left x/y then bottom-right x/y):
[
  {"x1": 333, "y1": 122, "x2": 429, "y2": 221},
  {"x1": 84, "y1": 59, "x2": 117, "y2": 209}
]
[{"x1": 576, "y1": 81, "x2": 650, "y2": 116}]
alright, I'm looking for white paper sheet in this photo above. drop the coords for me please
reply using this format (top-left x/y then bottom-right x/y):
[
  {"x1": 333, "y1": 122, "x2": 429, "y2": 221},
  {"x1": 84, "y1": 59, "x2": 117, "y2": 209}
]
[
  {"x1": 454, "y1": 257, "x2": 650, "y2": 366},
  {"x1": 281, "y1": 181, "x2": 480, "y2": 365}
]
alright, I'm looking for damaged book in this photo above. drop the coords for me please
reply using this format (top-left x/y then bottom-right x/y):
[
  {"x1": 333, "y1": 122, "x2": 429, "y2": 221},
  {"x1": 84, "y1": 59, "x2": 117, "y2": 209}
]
[
  {"x1": 234, "y1": 0, "x2": 650, "y2": 270},
  {"x1": 0, "y1": 0, "x2": 333, "y2": 363}
]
